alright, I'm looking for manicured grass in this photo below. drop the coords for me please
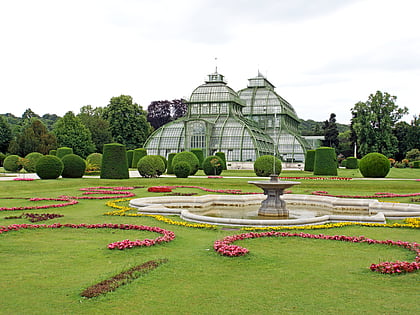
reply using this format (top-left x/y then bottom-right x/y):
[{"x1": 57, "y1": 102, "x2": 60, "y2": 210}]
[{"x1": 0, "y1": 176, "x2": 419, "y2": 314}]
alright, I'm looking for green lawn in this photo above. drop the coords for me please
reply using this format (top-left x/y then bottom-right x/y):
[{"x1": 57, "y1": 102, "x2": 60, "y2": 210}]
[{"x1": 0, "y1": 174, "x2": 419, "y2": 314}]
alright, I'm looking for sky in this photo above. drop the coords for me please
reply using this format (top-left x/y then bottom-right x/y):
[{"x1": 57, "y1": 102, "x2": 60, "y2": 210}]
[{"x1": 1, "y1": 0, "x2": 419, "y2": 124}]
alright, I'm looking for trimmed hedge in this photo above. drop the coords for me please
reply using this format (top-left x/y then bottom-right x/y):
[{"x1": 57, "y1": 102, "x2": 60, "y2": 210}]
[
  {"x1": 173, "y1": 161, "x2": 191, "y2": 178},
  {"x1": 0, "y1": 152, "x2": 5, "y2": 167},
  {"x1": 3, "y1": 155, "x2": 22, "y2": 172},
  {"x1": 49, "y1": 149, "x2": 57, "y2": 156},
  {"x1": 191, "y1": 149, "x2": 204, "y2": 169},
  {"x1": 215, "y1": 152, "x2": 227, "y2": 170},
  {"x1": 413, "y1": 160, "x2": 420, "y2": 169},
  {"x1": 56, "y1": 147, "x2": 73, "y2": 159},
  {"x1": 202, "y1": 155, "x2": 224, "y2": 175},
  {"x1": 345, "y1": 156, "x2": 358, "y2": 169},
  {"x1": 359, "y1": 152, "x2": 390, "y2": 178},
  {"x1": 254, "y1": 155, "x2": 282, "y2": 177},
  {"x1": 62, "y1": 154, "x2": 86, "y2": 178},
  {"x1": 100, "y1": 143, "x2": 129, "y2": 179},
  {"x1": 172, "y1": 151, "x2": 200, "y2": 175},
  {"x1": 304, "y1": 150, "x2": 315, "y2": 172},
  {"x1": 35, "y1": 155, "x2": 64, "y2": 179},
  {"x1": 126, "y1": 150, "x2": 134, "y2": 169},
  {"x1": 158, "y1": 155, "x2": 167, "y2": 171},
  {"x1": 23, "y1": 152, "x2": 44, "y2": 173},
  {"x1": 166, "y1": 153, "x2": 177, "y2": 174},
  {"x1": 132, "y1": 148, "x2": 147, "y2": 168},
  {"x1": 137, "y1": 155, "x2": 166, "y2": 178},
  {"x1": 313, "y1": 147, "x2": 337, "y2": 176}
]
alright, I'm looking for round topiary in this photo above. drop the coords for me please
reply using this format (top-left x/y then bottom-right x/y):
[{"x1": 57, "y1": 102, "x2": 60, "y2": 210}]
[
  {"x1": 254, "y1": 155, "x2": 282, "y2": 177},
  {"x1": 137, "y1": 155, "x2": 166, "y2": 178},
  {"x1": 126, "y1": 150, "x2": 134, "y2": 168},
  {"x1": 313, "y1": 147, "x2": 337, "y2": 176},
  {"x1": 173, "y1": 161, "x2": 191, "y2": 178},
  {"x1": 345, "y1": 156, "x2": 358, "y2": 169},
  {"x1": 35, "y1": 155, "x2": 64, "y2": 179},
  {"x1": 3, "y1": 155, "x2": 22, "y2": 172},
  {"x1": 56, "y1": 147, "x2": 73, "y2": 159},
  {"x1": 132, "y1": 148, "x2": 147, "y2": 168},
  {"x1": 359, "y1": 152, "x2": 390, "y2": 178},
  {"x1": 0, "y1": 152, "x2": 5, "y2": 167},
  {"x1": 23, "y1": 152, "x2": 44, "y2": 173},
  {"x1": 304, "y1": 150, "x2": 315, "y2": 172},
  {"x1": 202, "y1": 155, "x2": 224, "y2": 175},
  {"x1": 61, "y1": 154, "x2": 86, "y2": 178},
  {"x1": 215, "y1": 152, "x2": 227, "y2": 170},
  {"x1": 166, "y1": 153, "x2": 177, "y2": 174},
  {"x1": 191, "y1": 149, "x2": 204, "y2": 169},
  {"x1": 172, "y1": 151, "x2": 200, "y2": 175},
  {"x1": 49, "y1": 149, "x2": 57, "y2": 156},
  {"x1": 100, "y1": 143, "x2": 129, "y2": 179},
  {"x1": 157, "y1": 155, "x2": 167, "y2": 171}
]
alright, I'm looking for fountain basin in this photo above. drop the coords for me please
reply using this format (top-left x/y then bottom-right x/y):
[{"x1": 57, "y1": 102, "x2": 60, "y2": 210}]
[{"x1": 129, "y1": 194, "x2": 420, "y2": 227}]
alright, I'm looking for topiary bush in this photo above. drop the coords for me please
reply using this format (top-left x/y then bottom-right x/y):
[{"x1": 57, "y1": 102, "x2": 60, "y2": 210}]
[
  {"x1": 173, "y1": 161, "x2": 191, "y2": 178},
  {"x1": 359, "y1": 152, "x2": 390, "y2": 178},
  {"x1": 23, "y1": 152, "x2": 44, "y2": 173},
  {"x1": 413, "y1": 160, "x2": 420, "y2": 168},
  {"x1": 341, "y1": 159, "x2": 347, "y2": 168},
  {"x1": 166, "y1": 153, "x2": 177, "y2": 174},
  {"x1": 132, "y1": 148, "x2": 147, "y2": 168},
  {"x1": 345, "y1": 156, "x2": 358, "y2": 169},
  {"x1": 61, "y1": 154, "x2": 86, "y2": 178},
  {"x1": 137, "y1": 155, "x2": 166, "y2": 178},
  {"x1": 3, "y1": 155, "x2": 22, "y2": 172},
  {"x1": 0, "y1": 152, "x2": 5, "y2": 167},
  {"x1": 157, "y1": 155, "x2": 167, "y2": 171},
  {"x1": 191, "y1": 149, "x2": 204, "y2": 169},
  {"x1": 56, "y1": 147, "x2": 73, "y2": 159},
  {"x1": 254, "y1": 155, "x2": 282, "y2": 177},
  {"x1": 35, "y1": 155, "x2": 64, "y2": 179},
  {"x1": 172, "y1": 151, "x2": 200, "y2": 175},
  {"x1": 304, "y1": 150, "x2": 315, "y2": 172},
  {"x1": 100, "y1": 143, "x2": 129, "y2": 179},
  {"x1": 215, "y1": 151, "x2": 227, "y2": 170},
  {"x1": 126, "y1": 150, "x2": 134, "y2": 168},
  {"x1": 49, "y1": 149, "x2": 57, "y2": 156},
  {"x1": 202, "y1": 155, "x2": 224, "y2": 175},
  {"x1": 313, "y1": 147, "x2": 337, "y2": 176}
]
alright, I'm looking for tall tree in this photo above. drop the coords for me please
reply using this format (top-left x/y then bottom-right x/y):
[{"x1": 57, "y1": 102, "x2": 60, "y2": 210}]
[
  {"x1": 351, "y1": 91, "x2": 408, "y2": 157},
  {"x1": 147, "y1": 99, "x2": 187, "y2": 130},
  {"x1": 103, "y1": 95, "x2": 152, "y2": 149},
  {"x1": 337, "y1": 130, "x2": 353, "y2": 157},
  {"x1": 172, "y1": 99, "x2": 188, "y2": 120},
  {"x1": 53, "y1": 111, "x2": 95, "y2": 158},
  {"x1": 78, "y1": 105, "x2": 112, "y2": 153},
  {"x1": 321, "y1": 113, "x2": 339, "y2": 151},
  {"x1": 0, "y1": 116, "x2": 13, "y2": 153}
]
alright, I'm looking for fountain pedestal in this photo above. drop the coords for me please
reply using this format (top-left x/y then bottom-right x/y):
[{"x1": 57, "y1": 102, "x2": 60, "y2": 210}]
[{"x1": 248, "y1": 175, "x2": 300, "y2": 217}]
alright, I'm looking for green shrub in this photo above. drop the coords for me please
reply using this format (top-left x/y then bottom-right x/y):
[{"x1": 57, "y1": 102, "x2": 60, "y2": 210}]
[
  {"x1": 304, "y1": 150, "x2": 315, "y2": 172},
  {"x1": 202, "y1": 155, "x2": 224, "y2": 175},
  {"x1": 49, "y1": 149, "x2": 57, "y2": 156},
  {"x1": 341, "y1": 159, "x2": 347, "y2": 168},
  {"x1": 0, "y1": 152, "x2": 5, "y2": 167},
  {"x1": 215, "y1": 152, "x2": 227, "y2": 170},
  {"x1": 56, "y1": 147, "x2": 73, "y2": 159},
  {"x1": 413, "y1": 161, "x2": 420, "y2": 168},
  {"x1": 100, "y1": 143, "x2": 129, "y2": 179},
  {"x1": 405, "y1": 148, "x2": 420, "y2": 161},
  {"x1": 35, "y1": 155, "x2": 64, "y2": 179},
  {"x1": 313, "y1": 147, "x2": 337, "y2": 176},
  {"x1": 137, "y1": 155, "x2": 166, "y2": 178},
  {"x1": 191, "y1": 149, "x2": 204, "y2": 169},
  {"x1": 172, "y1": 151, "x2": 200, "y2": 175},
  {"x1": 253, "y1": 155, "x2": 282, "y2": 177},
  {"x1": 166, "y1": 153, "x2": 177, "y2": 174},
  {"x1": 23, "y1": 152, "x2": 44, "y2": 173},
  {"x1": 126, "y1": 150, "x2": 134, "y2": 168},
  {"x1": 359, "y1": 152, "x2": 390, "y2": 178},
  {"x1": 61, "y1": 154, "x2": 86, "y2": 178},
  {"x1": 3, "y1": 155, "x2": 22, "y2": 172},
  {"x1": 132, "y1": 148, "x2": 147, "y2": 168},
  {"x1": 173, "y1": 161, "x2": 191, "y2": 178},
  {"x1": 86, "y1": 153, "x2": 102, "y2": 169},
  {"x1": 158, "y1": 155, "x2": 167, "y2": 170},
  {"x1": 345, "y1": 156, "x2": 358, "y2": 169}
]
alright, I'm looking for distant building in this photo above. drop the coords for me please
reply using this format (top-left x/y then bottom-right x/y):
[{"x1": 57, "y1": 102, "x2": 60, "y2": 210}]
[{"x1": 144, "y1": 71, "x2": 309, "y2": 162}]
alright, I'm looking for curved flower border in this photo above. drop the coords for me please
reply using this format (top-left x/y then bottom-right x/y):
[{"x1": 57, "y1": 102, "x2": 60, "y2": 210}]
[
  {"x1": 312, "y1": 191, "x2": 420, "y2": 199},
  {"x1": 61, "y1": 186, "x2": 141, "y2": 200},
  {"x1": 279, "y1": 176, "x2": 352, "y2": 181},
  {"x1": 213, "y1": 231, "x2": 420, "y2": 274},
  {"x1": 0, "y1": 197, "x2": 78, "y2": 211},
  {"x1": 0, "y1": 223, "x2": 175, "y2": 250}
]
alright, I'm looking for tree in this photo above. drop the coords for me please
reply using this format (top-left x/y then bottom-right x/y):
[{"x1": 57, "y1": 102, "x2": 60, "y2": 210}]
[
  {"x1": 103, "y1": 95, "x2": 152, "y2": 150},
  {"x1": 321, "y1": 113, "x2": 339, "y2": 151},
  {"x1": 351, "y1": 91, "x2": 408, "y2": 157},
  {"x1": 172, "y1": 99, "x2": 187, "y2": 120},
  {"x1": 147, "y1": 99, "x2": 187, "y2": 130},
  {"x1": 77, "y1": 105, "x2": 112, "y2": 153},
  {"x1": 0, "y1": 116, "x2": 13, "y2": 153},
  {"x1": 21, "y1": 108, "x2": 40, "y2": 121},
  {"x1": 11, "y1": 119, "x2": 57, "y2": 156},
  {"x1": 337, "y1": 130, "x2": 353, "y2": 157},
  {"x1": 53, "y1": 111, "x2": 95, "y2": 158}
]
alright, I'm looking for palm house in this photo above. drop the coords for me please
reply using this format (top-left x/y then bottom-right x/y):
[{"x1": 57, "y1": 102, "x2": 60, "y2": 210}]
[
  {"x1": 238, "y1": 73, "x2": 310, "y2": 162},
  {"x1": 144, "y1": 72, "x2": 276, "y2": 161}
]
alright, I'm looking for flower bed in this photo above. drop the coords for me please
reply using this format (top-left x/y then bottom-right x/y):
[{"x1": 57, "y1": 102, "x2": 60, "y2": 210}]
[
  {"x1": 312, "y1": 191, "x2": 420, "y2": 199},
  {"x1": 213, "y1": 231, "x2": 420, "y2": 274},
  {"x1": 279, "y1": 176, "x2": 352, "y2": 181},
  {"x1": 13, "y1": 178, "x2": 35, "y2": 181},
  {"x1": 0, "y1": 197, "x2": 78, "y2": 211},
  {"x1": 4, "y1": 213, "x2": 64, "y2": 222},
  {"x1": 148, "y1": 186, "x2": 172, "y2": 193},
  {"x1": 147, "y1": 185, "x2": 262, "y2": 195},
  {"x1": 62, "y1": 186, "x2": 142, "y2": 200}
]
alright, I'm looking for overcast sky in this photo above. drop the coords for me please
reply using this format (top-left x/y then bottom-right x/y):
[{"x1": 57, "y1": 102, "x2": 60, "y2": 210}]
[{"x1": 1, "y1": 0, "x2": 419, "y2": 124}]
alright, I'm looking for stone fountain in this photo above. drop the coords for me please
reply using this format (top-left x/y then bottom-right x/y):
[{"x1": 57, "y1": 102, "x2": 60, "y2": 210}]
[{"x1": 248, "y1": 174, "x2": 300, "y2": 217}]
